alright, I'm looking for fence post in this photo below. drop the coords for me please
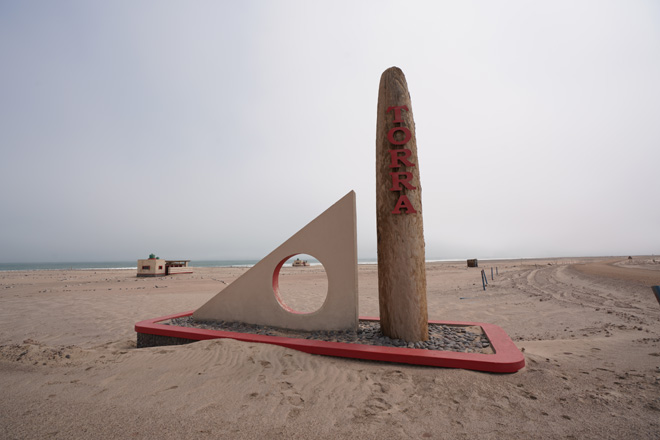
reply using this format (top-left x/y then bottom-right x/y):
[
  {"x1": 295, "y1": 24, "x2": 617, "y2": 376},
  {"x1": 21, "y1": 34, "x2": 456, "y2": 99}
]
[
  {"x1": 496, "y1": 267, "x2": 499, "y2": 276},
  {"x1": 491, "y1": 267, "x2": 494, "y2": 280},
  {"x1": 652, "y1": 286, "x2": 660, "y2": 305},
  {"x1": 481, "y1": 270, "x2": 486, "y2": 291}
]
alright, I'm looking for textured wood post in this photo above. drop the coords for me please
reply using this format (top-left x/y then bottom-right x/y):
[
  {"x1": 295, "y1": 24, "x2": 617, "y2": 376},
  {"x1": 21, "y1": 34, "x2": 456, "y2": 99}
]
[{"x1": 376, "y1": 67, "x2": 429, "y2": 342}]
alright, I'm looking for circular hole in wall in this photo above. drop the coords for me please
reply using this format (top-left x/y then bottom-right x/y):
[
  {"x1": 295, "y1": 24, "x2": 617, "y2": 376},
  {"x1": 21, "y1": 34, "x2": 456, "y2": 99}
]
[{"x1": 273, "y1": 254, "x2": 328, "y2": 314}]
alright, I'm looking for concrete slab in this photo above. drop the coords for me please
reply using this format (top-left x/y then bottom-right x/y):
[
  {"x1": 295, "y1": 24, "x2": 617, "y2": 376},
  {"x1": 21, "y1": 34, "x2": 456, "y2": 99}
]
[{"x1": 193, "y1": 191, "x2": 358, "y2": 331}]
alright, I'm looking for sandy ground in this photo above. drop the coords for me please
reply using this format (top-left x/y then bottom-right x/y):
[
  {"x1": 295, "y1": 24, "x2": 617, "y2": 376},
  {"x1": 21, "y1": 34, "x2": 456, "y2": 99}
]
[{"x1": 1, "y1": 257, "x2": 659, "y2": 439}]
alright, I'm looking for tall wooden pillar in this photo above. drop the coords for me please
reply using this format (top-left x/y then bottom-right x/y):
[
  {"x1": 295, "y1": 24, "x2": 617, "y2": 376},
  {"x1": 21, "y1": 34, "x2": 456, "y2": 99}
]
[{"x1": 376, "y1": 67, "x2": 429, "y2": 342}]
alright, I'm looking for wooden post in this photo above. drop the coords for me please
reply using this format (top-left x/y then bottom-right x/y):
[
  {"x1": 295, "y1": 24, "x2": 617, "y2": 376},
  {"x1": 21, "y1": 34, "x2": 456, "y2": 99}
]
[
  {"x1": 491, "y1": 267, "x2": 494, "y2": 280},
  {"x1": 376, "y1": 67, "x2": 428, "y2": 342},
  {"x1": 481, "y1": 270, "x2": 486, "y2": 291}
]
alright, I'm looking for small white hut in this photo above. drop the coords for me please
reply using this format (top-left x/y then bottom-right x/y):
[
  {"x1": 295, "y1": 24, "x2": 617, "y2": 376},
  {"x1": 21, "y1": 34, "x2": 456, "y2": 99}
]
[{"x1": 137, "y1": 254, "x2": 191, "y2": 277}]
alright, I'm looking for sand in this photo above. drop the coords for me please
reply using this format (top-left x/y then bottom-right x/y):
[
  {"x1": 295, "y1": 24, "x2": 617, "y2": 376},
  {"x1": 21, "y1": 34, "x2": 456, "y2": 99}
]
[{"x1": 1, "y1": 257, "x2": 659, "y2": 439}]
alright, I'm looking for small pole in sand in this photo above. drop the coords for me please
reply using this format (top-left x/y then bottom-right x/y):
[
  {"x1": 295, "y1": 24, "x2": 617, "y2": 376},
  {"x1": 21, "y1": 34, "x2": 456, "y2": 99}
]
[
  {"x1": 496, "y1": 267, "x2": 499, "y2": 276},
  {"x1": 652, "y1": 286, "x2": 660, "y2": 306},
  {"x1": 481, "y1": 270, "x2": 486, "y2": 291},
  {"x1": 491, "y1": 267, "x2": 494, "y2": 281}
]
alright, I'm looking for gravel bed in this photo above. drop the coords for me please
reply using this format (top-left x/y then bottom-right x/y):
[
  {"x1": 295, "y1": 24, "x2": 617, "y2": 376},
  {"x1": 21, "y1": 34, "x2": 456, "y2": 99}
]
[{"x1": 164, "y1": 316, "x2": 493, "y2": 354}]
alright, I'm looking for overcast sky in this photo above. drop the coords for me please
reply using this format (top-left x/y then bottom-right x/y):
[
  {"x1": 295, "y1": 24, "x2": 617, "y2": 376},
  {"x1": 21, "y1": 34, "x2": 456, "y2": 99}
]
[{"x1": 1, "y1": 1, "x2": 659, "y2": 263}]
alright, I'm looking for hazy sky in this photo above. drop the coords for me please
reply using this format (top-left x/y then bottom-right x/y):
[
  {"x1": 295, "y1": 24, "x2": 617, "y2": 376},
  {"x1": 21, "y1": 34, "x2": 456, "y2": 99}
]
[{"x1": 1, "y1": 1, "x2": 659, "y2": 263}]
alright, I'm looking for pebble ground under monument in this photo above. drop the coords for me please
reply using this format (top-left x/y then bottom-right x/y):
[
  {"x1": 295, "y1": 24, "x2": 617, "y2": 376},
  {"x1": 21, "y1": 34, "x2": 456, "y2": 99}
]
[{"x1": 376, "y1": 67, "x2": 429, "y2": 342}]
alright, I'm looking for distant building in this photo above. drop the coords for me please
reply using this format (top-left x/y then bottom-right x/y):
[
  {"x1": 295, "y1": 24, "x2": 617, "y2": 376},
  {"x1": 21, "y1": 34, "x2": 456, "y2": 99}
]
[
  {"x1": 292, "y1": 258, "x2": 310, "y2": 267},
  {"x1": 137, "y1": 256, "x2": 192, "y2": 277},
  {"x1": 164, "y1": 260, "x2": 193, "y2": 275}
]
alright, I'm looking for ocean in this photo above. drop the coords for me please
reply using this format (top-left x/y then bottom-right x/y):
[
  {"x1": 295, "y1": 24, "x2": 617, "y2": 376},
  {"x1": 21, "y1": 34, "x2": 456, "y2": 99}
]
[{"x1": 0, "y1": 258, "x2": 383, "y2": 272}]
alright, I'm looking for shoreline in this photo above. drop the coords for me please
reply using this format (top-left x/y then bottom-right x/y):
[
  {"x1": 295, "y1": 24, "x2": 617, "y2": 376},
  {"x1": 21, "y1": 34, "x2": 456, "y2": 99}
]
[{"x1": 1, "y1": 254, "x2": 657, "y2": 272}]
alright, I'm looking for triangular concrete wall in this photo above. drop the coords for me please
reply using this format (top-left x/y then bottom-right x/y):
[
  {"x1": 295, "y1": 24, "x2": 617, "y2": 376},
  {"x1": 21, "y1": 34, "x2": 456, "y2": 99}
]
[{"x1": 193, "y1": 191, "x2": 358, "y2": 331}]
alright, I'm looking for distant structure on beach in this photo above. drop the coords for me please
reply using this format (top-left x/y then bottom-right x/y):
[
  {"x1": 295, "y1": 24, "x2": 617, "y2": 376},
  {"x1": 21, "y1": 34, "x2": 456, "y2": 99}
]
[
  {"x1": 467, "y1": 259, "x2": 479, "y2": 268},
  {"x1": 137, "y1": 254, "x2": 192, "y2": 277},
  {"x1": 292, "y1": 258, "x2": 310, "y2": 267}
]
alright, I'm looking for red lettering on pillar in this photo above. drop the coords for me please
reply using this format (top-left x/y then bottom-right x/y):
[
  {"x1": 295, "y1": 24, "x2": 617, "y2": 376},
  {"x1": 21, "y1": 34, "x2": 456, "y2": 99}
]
[
  {"x1": 389, "y1": 149, "x2": 415, "y2": 168},
  {"x1": 385, "y1": 105, "x2": 417, "y2": 214},
  {"x1": 387, "y1": 126, "x2": 411, "y2": 145},
  {"x1": 391, "y1": 195, "x2": 417, "y2": 214},
  {"x1": 389, "y1": 172, "x2": 417, "y2": 191},
  {"x1": 386, "y1": 105, "x2": 409, "y2": 123}
]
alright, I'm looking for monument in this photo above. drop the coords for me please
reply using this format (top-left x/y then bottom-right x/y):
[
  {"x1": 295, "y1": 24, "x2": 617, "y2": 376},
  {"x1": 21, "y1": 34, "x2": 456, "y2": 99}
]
[
  {"x1": 134, "y1": 67, "x2": 525, "y2": 373},
  {"x1": 376, "y1": 67, "x2": 429, "y2": 342}
]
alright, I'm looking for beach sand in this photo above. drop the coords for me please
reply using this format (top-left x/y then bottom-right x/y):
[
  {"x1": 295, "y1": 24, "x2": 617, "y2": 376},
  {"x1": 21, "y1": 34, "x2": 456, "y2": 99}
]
[{"x1": 1, "y1": 257, "x2": 659, "y2": 439}]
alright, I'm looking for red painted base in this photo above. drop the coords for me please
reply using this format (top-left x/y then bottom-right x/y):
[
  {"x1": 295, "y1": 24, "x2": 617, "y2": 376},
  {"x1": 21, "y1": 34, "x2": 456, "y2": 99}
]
[{"x1": 135, "y1": 312, "x2": 525, "y2": 373}]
